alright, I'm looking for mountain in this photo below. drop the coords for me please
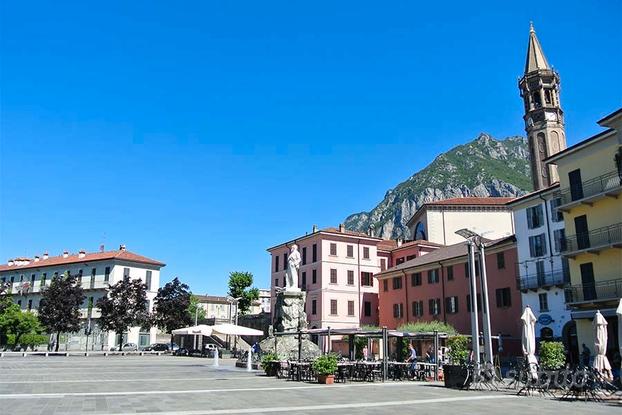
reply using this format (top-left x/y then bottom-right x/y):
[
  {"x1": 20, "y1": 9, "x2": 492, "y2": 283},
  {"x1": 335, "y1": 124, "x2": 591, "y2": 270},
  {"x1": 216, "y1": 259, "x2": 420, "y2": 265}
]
[{"x1": 344, "y1": 133, "x2": 532, "y2": 239}]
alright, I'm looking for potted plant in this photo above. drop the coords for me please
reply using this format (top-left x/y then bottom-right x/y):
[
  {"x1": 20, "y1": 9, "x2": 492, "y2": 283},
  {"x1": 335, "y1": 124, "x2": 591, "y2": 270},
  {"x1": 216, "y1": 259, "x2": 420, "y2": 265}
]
[
  {"x1": 260, "y1": 352, "x2": 280, "y2": 376},
  {"x1": 444, "y1": 335, "x2": 470, "y2": 389},
  {"x1": 538, "y1": 341, "x2": 565, "y2": 387},
  {"x1": 312, "y1": 354, "x2": 338, "y2": 384}
]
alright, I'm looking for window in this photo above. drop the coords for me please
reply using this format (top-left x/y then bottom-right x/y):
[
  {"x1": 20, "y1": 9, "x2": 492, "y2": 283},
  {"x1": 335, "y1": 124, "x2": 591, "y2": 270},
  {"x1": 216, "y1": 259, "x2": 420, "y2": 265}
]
[
  {"x1": 275, "y1": 256, "x2": 279, "y2": 272},
  {"x1": 392, "y1": 276, "x2": 403, "y2": 290},
  {"x1": 427, "y1": 269, "x2": 439, "y2": 284},
  {"x1": 554, "y1": 229, "x2": 567, "y2": 253},
  {"x1": 550, "y1": 198, "x2": 564, "y2": 222},
  {"x1": 275, "y1": 278, "x2": 279, "y2": 287},
  {"x1": 302, "y1": 247, "x2": 307, "y2": 265},
  {"x1": 411, "y1": 272, "x2": 422, "y2": 286},
  {"x1": 330, "y1": 269, "x2": 337, "y2": 284},
  {"x1": 383, "y1": 279, "x2": 388, "y2": 292},
  {"x1": 41, "y1": 273, "x2": 47, "y2": 286},
  {"x1": 466, "y1": 294, "x2": 482, "y2": 312},
  {"x1": 396, "y1": 257, "x2": 405, "y2": 265},
  {"x1": 312, "y1": 299, "x2": 317, "y2": 315},
  {"x1": 526, "y1": 205, "x2": 544, "y2": 229},
  {"x1": 348, "y1": 301, "x2": 355, "y2": 316},
  {"x1": 330, "y1": 243, "x2": 337, "y2": 256},
  {"x1": 91, "y1": 268, "x2": 96, "y2": 277},
  {"x1": 529, "y1": 234, "x2": 547, "y2": 257},
  {"x1": 145, "y1": 271, "x2": 152, "y2": 290},
  {"x1": 30, "y1": 274, "x2": 35, "y2": 284},
  {"x1": 393, "y1": 303, "x2": 404, "y2": 318},
  {"x1": 363, "y1": 247, "x2": 370, "y2": 259},
  {"x1": 301, "y1": 272, "x2": 307, "y2": 288},
  {"x1": 428, "y1": 299, "x2": 441, "y2": 316},
  {"x1": 123, "y1": 267, "x2": 130, "y2": 278},
  {"x1": 406, "y1": 255, "x2": 416, "y2": 261},
  {"x1": 312, "y1": 269, "x2": 317, "y2": 284},
  {"x1": 104, "y1": 267, "x2": 110, "y2": 282},
  {"x1": 364, "y1": 301, "x2": 372, "y2": 317},
  {"x1": 312, "y1": 244, "x2": 317, "y2": 262},
  {"x1": 330, "y1": 299, "x2": 338, "y2": 315},
  {"x1": 347, "y1": 245, "x2": 354, "y2": 258},
  {"x1": 283, "y1": 253, "x2": 288, "y2": 269},
  {"x1": 361, "y1": 272, "x2": 373, "y2": 287},
  {"x1": 347, "y1": 270, "x2": 354, "y2": 285},
  {"x1": 496, "y1": 288, "x2": 512, "y2": 308},
  {"x1": 446, "y1": 266, "x2": 454, "y2": 281},
  {"x1": 412, "y1": 301, "x2": 424, "y2": 317},
  {"x1": 568, "y1": 169, "x2": 584, "y2": 201},
  {"x1": 446, "y1": 296, "x2": 459, "y2": 314},
  {"x1": 538, "y1": 293, "x2": 549, "y2": 312},
  {"x1": 27, "y1": 299, "x2": 32, "y2": 310},
  {"x1": 497, "y1": 252, "x2": 505, "y2": 269},
  {"x1": 380, "y1": 258, "x2": 386, "y2": 271},
  {"x1": 17, "y1": 300, "x2": 22, "y2": 308}
]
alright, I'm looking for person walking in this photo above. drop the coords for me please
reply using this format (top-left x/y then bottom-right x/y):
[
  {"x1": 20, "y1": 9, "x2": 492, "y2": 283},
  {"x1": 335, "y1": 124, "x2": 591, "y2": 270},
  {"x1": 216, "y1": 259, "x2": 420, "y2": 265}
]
[{"x1": 406, "y1": 343, "x2": 418, "y2": 379}]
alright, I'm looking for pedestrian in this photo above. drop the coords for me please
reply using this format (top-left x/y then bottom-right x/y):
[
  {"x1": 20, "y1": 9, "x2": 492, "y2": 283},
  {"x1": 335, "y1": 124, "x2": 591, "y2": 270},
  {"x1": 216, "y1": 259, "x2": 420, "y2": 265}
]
[
  {"x1": 406, "y1": 343, "x2": 418, "y2": 377},
  {"x1": 362, "y1": 345, "x2": 369, "y2": 361}
]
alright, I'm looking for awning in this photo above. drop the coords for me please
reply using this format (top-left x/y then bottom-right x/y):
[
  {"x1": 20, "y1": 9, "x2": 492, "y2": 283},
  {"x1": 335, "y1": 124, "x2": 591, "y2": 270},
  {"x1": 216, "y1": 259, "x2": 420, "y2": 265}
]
[{"x1": 172, "y1": 325, "x2": 214, "y2": 336}]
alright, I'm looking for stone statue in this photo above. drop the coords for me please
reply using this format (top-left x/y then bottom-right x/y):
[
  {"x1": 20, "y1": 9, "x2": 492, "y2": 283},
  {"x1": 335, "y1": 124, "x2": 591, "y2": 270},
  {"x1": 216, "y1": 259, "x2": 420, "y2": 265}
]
[{"x1": 285, "y1": 244, "x2": 301, "y2": 292}]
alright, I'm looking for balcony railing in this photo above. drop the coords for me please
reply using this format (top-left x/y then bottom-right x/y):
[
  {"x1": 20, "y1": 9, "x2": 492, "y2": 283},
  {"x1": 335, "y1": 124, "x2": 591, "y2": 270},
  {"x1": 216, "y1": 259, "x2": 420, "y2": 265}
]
[
  {"x1": 564, "y1": 278, "x2": 622, "y2": 304},
  {"x1": 517, "y1": 269, "x2": 569, "y2": 291},
  {"x1": 561, "y1": 223, "x2": 622, "y2": 255},
  {"x1": 557, "y1": 170, "x2": 622, "y2": 208}
]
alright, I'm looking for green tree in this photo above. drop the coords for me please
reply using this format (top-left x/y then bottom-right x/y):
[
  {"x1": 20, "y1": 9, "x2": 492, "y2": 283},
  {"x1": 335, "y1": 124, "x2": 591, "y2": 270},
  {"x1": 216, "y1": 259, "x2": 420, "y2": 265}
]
[
  {"x1": 97, "y1": 274, "x2": 150, "y2": 351},
  {"x1": 187, "y1": 295, "x2": 207, "y2": 323},
  {"x1": 0, "y1": 304, "x2": 42, "y2": 349},
  {"x1": 153, "y1": 277, "x2": 193, "y2": 347},
  {"x1": 227, "y1": 271, "x2": 259, "y2": 316},
  {"x1": 38, "y1": 271, "x2": 85, "y2": 351}
]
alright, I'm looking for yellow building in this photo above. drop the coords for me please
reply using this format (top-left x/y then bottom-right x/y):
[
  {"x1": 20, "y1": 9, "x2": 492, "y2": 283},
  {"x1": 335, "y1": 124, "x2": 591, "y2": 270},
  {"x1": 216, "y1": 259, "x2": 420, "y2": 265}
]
[{"x1": 547, "y1": 107, "x2": 622, "y2": 363}]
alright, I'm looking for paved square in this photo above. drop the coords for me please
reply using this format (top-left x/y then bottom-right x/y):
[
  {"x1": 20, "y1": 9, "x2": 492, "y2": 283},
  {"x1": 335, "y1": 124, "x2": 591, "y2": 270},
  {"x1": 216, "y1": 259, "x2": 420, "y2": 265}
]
[{"x1": 0, "y1": 356, "x2": 618, "y2": 414}]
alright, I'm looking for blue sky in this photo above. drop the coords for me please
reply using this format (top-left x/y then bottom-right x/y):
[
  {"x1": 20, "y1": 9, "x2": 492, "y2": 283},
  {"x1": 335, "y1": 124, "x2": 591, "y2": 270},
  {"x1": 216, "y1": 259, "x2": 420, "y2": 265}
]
[{"x1": 1, "y1": 1, "x2": 621, "y2": 295}]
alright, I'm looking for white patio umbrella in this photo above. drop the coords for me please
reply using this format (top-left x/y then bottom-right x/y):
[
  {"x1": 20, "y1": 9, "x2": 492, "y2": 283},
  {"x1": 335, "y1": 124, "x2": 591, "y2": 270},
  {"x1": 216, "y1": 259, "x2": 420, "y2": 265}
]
[
  {"x1": 520, "y1": 306, "x2": 538, "y2": 380},
  {"x1": 593, "y1": 310, "x2": 612, "y2": 380},
  {"x1": 211, "y1": 323, "x2": 263, "y2": 336},
  {"x1": 617, "y1": 299, "x2": 622, "y2": 371},
  {"x1": 171, "y1": 325, "x2": 214, "y2": 336}
]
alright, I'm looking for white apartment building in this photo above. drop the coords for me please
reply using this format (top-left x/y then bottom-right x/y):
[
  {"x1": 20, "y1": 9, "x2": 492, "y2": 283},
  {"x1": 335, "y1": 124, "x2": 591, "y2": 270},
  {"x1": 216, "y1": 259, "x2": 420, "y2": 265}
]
[
  {"x1": 508, "y1": 187, "x2": 572, "y2": 343},
  {"x1": 0, "y1": 245, "x2": 164, "y2": 351}
]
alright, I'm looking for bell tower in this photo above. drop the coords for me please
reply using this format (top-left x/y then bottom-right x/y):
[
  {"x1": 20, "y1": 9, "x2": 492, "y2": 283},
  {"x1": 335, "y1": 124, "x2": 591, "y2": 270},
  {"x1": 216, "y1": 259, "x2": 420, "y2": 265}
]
[{"x1": 519, "y1": 23, "x2": 566, "y2": 191}]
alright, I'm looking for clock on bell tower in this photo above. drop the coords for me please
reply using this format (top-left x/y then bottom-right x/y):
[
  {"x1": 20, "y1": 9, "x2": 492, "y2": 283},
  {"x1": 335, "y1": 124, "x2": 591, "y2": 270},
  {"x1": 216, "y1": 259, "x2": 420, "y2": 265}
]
[{"x1": 518, "y1": 23, "x2": 567, "y2": 191}]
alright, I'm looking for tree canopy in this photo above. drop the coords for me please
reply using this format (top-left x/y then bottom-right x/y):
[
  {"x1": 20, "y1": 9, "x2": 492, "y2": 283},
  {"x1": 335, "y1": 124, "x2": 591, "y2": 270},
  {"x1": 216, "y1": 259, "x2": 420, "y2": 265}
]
[
  {"x1": 227, "y1": 271, "x2": 259, "y2": 315},
  {"x1": 153, "y1": 277, "x2": 193, "y2": 335},
  {"x1": 97, "y1": 274, "x2": 149, "y2": 350},
  {"x1": 0, "y1": 303, "x2": 43, "y2": 349},
  {"x1": 38, "y1": 271, "x2": 85, "y2": 351}
]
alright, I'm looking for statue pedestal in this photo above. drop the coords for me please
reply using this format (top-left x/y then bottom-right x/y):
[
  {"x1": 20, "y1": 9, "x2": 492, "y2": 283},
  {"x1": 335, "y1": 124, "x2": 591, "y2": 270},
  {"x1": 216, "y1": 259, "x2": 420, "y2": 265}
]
[{"x1": 259, "y1": 290, "x2": 321, "y2": 361}]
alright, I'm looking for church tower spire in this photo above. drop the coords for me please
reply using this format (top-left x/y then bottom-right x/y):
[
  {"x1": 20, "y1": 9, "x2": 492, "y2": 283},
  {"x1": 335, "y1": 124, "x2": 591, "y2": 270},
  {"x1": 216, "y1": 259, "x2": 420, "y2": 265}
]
[{"x1": 519, "y1": 22, "x2": 566, "y2": 191}]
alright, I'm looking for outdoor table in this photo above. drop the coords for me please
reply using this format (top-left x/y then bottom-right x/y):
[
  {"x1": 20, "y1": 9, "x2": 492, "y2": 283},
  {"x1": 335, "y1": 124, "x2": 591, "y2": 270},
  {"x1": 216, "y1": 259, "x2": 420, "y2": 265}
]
[
  {"x1": 336, "y1": 362, "x2": 353, "y2": 383},
  {"x1": 389, "y1": 362, "x2": 411, "y2": 380}
]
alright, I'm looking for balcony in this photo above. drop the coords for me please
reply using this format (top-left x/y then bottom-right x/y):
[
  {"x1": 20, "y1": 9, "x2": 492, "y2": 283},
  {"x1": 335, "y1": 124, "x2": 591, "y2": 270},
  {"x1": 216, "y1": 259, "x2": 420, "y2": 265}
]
[
  {"x1": 561, "y1": 223, "x2": 622, "y2": 257},
  {"x1": 517, "y1": 269, "x2": 569, "y2": 291},
  {"x1": 564, "y1": 278, "x2": 622, "y2": 307},
  {"x1": 557, "y1": 170, "x2": 622, "y2": 212}
]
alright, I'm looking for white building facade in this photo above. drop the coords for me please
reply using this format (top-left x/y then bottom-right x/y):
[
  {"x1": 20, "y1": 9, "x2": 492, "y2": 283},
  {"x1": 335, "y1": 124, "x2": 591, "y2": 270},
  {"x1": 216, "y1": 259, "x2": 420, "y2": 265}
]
[
  {"x1": 508, "y1": 186, "x2": 572, "y2": 341},
  {"x1": 0, "y1": 246, "x2": 164, "y2": 351}
]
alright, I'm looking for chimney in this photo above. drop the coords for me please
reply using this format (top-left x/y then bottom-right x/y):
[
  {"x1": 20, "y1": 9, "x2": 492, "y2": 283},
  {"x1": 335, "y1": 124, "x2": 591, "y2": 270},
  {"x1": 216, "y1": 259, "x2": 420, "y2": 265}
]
[
  {"x1": 63, "y1": 251, "x2": 69, "y2": 258},
  {"x1": 397, "y1": 237, "x2": 403, "y2": 247},
  {"x1": 312, "y1": 225, "x2": 318, "y2": 233},
  {"x1": 78, "y1": 250, "x2": 86, "y2": 259},
  {"x1": 43, "y1": 252, "x2": 49, "y2": 260},
  {"x1": 119, "y1": 244, "x2": 126, "y2": 251},
  {"x1": 34, "y1": 256, "x2": 40, "y2": 262},
  {"x1": 100, "y1": 244, "x2": 105, "y2": 253},
  {"x1": 339, "y1": 223, "x2": 345, "y2": 233},
  {"x1": 7, "y1": 259, "x2": 14, "y2": 266}
]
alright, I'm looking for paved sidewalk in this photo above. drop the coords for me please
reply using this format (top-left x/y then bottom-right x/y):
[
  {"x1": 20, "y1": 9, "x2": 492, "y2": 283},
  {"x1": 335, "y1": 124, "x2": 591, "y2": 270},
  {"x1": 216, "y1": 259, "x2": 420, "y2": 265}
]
[{"x1": 1, "y1": 356, "x2": 619, "y2": 414}]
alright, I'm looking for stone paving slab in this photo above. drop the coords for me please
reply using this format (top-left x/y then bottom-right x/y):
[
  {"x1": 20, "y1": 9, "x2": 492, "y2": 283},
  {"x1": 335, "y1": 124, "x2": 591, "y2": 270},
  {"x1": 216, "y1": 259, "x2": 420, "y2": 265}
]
[{"x1": 1, "y1": 356, "x2": 619, "y2": 415}]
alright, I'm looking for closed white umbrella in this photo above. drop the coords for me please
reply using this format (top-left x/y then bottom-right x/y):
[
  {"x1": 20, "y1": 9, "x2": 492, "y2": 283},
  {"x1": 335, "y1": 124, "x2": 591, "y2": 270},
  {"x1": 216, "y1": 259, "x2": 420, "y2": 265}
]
[
  {"x1": 593, "y1": 310, "x2": 612, "y2": 380},
  {"x1": 520, "y1": 306, "x2": 538, "y2": 380},
  {"x1": 617, "y1": 299, "x2": 622, "y2": 371}
]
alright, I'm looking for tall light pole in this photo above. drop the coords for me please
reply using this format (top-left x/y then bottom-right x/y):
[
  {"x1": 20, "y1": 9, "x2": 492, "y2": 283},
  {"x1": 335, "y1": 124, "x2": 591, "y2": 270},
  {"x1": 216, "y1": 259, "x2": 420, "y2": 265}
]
[{"x1": 456, "y1": 228, "x2": 493, "y2": 368}]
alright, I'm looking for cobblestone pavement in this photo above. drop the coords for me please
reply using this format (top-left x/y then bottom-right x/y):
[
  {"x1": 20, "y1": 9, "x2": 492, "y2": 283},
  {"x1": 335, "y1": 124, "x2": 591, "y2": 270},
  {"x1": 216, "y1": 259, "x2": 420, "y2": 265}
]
[{"x1": 1, "y1": 356, "x2": 619, "y2": 414}]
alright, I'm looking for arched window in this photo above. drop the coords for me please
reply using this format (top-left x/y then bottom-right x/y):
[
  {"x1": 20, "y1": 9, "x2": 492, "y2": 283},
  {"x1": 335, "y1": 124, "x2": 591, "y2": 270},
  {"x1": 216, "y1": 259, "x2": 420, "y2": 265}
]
[
  {"x1": 540, "y1": 327, "x2": 553, "y2": 339},
  {"x1": 414, "y1": 222, "x2": 426, "y2": 240}
]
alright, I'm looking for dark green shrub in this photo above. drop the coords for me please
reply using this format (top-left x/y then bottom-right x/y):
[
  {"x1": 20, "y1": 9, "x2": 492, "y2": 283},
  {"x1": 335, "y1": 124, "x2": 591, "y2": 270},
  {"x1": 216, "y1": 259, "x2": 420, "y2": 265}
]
[
  {"x1": 312, "y1": 354, "x2": 338, "y2": 376},
  {"x1": 539, "y1": 341, "x2": 565, "y2": 370},
  {"x1": 447, "y1": 335, "x2": 469, "y2": 365}
]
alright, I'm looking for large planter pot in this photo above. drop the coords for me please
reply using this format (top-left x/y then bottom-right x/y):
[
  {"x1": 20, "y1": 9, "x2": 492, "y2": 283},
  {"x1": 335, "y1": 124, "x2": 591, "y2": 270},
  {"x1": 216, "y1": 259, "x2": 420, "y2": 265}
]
[
  {"x1": 443, "y1": 364, "x2": 470, "y2": 389},
  {"x1": 317, "y1": 374, "x2": 335, "y2": 385}
]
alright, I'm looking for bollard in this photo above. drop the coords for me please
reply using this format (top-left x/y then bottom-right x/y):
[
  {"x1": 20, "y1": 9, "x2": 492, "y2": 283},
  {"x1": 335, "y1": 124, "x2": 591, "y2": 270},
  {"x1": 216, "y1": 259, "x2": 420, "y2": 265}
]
[
  {"x1": 213, "y1": 348, "x2": 219, "y2": 367},
  {"x1": 247, "y1": 346, "x2": 252, "y2": 372}
]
